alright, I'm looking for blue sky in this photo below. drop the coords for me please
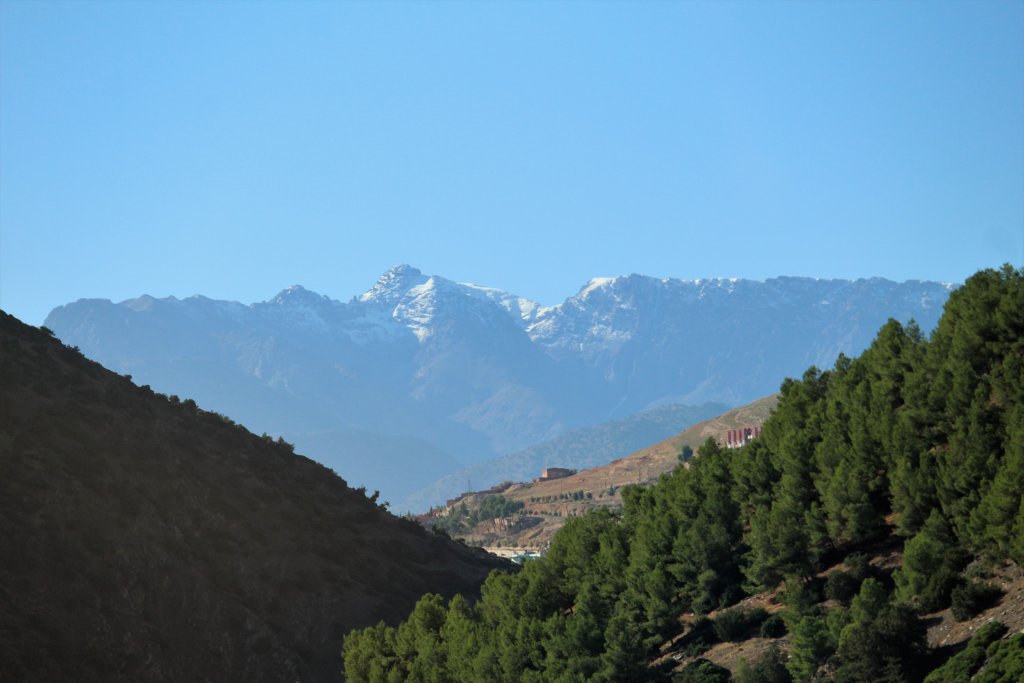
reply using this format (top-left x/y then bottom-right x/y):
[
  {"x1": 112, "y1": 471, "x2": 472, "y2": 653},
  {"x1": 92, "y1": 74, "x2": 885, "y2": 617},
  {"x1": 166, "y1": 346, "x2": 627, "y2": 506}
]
[{"x1": 2, "y1": 1, "x2": 1022, "y2": 325}]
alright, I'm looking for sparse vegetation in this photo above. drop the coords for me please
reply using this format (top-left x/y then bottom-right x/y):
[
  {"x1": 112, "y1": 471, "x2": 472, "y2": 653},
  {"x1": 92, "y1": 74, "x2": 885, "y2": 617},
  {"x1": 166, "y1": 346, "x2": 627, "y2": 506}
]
[
  {"x1": 712, "y1": 606, "x2": 768, "y2": 642},
  {"x1": 675, "y1": 658, "x2": 731, "y2": 683},
  {"x1": 758, "y1": 614, "x2": 786, "y2": 638},
  {"x1": 734, "y1": 644, "x2": 791, "y2": 683},
  {"x1": 950, "y1": 580, "x2": 1004, "y2": 622},
  {"x1": 433, "y1": 495, "x2": 525, "y2": 535},
  {"x1": 924, "y1": 621, "x2": 1009, "y2": 683}
]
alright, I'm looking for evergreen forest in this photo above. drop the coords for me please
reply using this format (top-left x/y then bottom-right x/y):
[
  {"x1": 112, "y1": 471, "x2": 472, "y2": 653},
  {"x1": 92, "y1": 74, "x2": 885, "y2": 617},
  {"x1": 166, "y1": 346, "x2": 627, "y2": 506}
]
[{"x1": 342, "y1": 265, "x2": 1024, "y2": 682}]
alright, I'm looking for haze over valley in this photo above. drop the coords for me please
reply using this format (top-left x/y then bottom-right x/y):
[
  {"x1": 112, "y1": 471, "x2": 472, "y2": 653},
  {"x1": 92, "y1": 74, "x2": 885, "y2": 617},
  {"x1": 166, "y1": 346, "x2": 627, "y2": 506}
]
[{"x1": 45, "y1": 265, "x2": 951, "y2": 510}]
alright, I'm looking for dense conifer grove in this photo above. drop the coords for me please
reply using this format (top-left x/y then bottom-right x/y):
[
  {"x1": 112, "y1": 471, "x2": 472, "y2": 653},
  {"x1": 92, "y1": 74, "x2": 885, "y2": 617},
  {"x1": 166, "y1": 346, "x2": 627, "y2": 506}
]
[{"x1": 342, "y1": 265, "x2": 1024, "y2": 682}]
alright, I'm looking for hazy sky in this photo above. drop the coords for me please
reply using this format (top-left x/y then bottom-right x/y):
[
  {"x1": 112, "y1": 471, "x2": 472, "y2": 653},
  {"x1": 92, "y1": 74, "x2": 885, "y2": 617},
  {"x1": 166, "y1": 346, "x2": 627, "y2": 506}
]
[{"x1": 2, "y1": 1, "x2": 1022, "y2": 325}]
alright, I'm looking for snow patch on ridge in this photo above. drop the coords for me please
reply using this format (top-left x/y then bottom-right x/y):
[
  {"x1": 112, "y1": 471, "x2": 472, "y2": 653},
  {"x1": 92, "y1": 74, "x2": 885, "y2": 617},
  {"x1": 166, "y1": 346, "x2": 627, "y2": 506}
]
[
  {"x1": 578, "y1": 277, "x2": 619, "y2": 298},
  {"x1": 394, "y1": 278, "x2": 442, "y2": 342},
  {"x1": 459, "y1": 282, "x2": 549, "y2": 327}
]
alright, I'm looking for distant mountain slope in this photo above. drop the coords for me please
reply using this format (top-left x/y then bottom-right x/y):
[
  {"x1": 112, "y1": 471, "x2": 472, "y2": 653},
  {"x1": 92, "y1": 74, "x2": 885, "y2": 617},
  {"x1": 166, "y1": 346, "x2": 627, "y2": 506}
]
[
  {"x1": 529, "y1": 274, "x2": 951, "y2": 409},
  {"x1": 584, "y1": 393, "x2": 781, "y2": 485},
  {"x1": 439, "y1": 395, "x2": 779, "y2": 548},
  {"x1": 398, "y1": 401, "x2": 728, "y2": 513},
  {"x1": 45, "y1": 266, "x2": 952, "y2": 505},
  {"x1": 0, "y1": 311, "x2": 505, "y2": 683}
]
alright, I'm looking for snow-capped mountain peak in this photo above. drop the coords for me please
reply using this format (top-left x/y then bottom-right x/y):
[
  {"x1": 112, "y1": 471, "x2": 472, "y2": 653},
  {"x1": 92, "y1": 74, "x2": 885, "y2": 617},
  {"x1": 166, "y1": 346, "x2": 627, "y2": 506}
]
[
  {"x1": 357, "y1": 265, "x2": 428, "y2": 305},
  {"x1": 350, "y1": 268, "x2": 547, "y2": 341},
  {"x1": 351, "y1": 271, "x2": 480, "y2": 344}
]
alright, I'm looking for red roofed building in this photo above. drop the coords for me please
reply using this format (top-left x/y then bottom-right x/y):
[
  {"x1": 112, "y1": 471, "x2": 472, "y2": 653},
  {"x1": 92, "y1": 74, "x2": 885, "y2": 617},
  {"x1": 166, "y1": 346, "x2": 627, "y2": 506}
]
[{"x1": 725, "y1": 425, "x2": 762, "y2": 448}]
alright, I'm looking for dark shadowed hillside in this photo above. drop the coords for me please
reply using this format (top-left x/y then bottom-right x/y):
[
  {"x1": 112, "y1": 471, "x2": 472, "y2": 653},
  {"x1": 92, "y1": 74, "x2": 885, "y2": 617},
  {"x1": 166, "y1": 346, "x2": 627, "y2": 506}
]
[{"x1": 0, "y1": 311, "x2": 506, "y2": 683}]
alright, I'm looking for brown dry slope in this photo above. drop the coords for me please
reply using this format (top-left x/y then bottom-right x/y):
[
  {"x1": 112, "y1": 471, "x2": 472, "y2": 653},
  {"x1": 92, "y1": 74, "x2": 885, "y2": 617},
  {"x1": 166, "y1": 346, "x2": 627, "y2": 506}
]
[
  {"x1": 522, "y1": 393, "x2": 779, "y2": 500},
  {"x1": 442, "y1": 395, "x2": 778, "y2": 548},
  {"x1": 0, "y1": 311, "x2": 507, "y2": 683}
]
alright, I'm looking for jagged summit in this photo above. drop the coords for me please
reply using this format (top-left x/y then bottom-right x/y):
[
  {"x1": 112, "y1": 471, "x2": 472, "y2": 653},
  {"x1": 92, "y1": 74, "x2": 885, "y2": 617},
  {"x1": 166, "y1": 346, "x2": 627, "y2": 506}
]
[
  {"x1": 576, "y1": 276, "x2": 621, "y2": 298},
  {"x1": 348, "y1": 267, "x2": 541, "y2": 341},
  {"x1": 121, "y1": 294, "x2": 162, "y2": 311},
  {"x1": 357, "y1": 264, "x2": 427, "y2": 304},
  {"x1": 564, "y1": 275, "x2": 758, "y2": 309},
  {"x1": 269, "y1": 284, "x2": 334, "y2": 306}
]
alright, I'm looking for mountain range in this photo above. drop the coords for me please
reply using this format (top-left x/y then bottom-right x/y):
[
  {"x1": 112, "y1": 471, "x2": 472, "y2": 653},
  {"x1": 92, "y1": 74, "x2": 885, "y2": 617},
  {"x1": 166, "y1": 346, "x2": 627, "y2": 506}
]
[{"x1": 44, "y1": 265, "x2": 953, "y2": 509}]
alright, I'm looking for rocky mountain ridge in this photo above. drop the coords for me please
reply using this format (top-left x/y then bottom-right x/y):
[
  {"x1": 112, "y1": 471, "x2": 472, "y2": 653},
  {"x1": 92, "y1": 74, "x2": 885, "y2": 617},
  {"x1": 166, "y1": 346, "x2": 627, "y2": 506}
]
[{"x1": 45, "y1": 266, "x2": 953, "y2": 509}]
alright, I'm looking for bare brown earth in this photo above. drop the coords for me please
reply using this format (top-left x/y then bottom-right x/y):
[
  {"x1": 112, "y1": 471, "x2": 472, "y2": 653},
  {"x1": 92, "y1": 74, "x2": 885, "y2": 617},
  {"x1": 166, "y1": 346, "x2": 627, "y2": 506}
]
[
  {"x1": 445, "y1": 395, "x2": 778, "y2": 548},
  {"x1": 925, "y1": 561, "x2": 1024, "y2": 650}
]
